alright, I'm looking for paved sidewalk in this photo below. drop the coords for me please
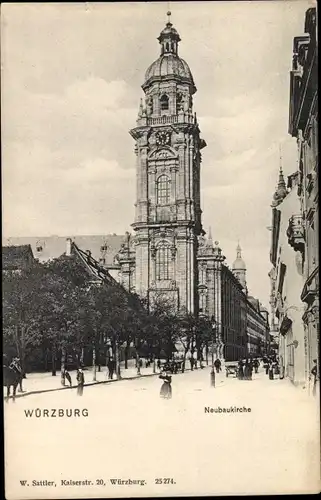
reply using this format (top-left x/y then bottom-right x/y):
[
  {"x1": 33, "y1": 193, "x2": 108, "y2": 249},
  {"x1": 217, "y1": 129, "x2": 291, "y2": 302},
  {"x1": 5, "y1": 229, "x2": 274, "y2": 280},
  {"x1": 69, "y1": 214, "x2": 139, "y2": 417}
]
[
  {"x1": 3, "y1": 360, "x2": 206, "y2": 399},
  {"x1": 3, "y1": 363, "x2": 161, "y2": 399}
]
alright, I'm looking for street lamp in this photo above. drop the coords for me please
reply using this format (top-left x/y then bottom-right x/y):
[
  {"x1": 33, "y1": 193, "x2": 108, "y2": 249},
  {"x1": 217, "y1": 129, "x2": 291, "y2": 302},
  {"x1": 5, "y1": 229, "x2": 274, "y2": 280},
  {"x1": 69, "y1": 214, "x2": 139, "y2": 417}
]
[
  {"x1": 211, "y1": 316, "x2": 217, "y2": 368},
  {"x1": 210, "y1": 316, "x2": 216, "y2": 387}
]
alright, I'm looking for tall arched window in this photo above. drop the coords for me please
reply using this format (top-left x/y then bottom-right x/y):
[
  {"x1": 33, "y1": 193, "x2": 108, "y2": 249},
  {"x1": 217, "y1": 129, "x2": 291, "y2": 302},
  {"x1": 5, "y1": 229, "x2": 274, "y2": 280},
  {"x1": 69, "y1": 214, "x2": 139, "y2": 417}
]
[
  {"x1": 176, "y1": 92, "x2": 183, "y2": 113},
  {"x1": 156, "y1": 242, "x2": 170, "y2": 281},
  {"x1": 157, "y1": 175, "x2": 170, "y2": 205},
  {"x1": 160, "y1": 94, "x2": 169, "y2": 111}
]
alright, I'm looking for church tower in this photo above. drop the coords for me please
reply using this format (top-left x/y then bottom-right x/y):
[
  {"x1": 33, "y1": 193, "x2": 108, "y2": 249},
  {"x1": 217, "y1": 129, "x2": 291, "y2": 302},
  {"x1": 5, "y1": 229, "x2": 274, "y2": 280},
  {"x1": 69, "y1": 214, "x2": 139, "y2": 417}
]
[
  {"x1": 232, "y1": 243, "x2": 247, "y2": 291},
  {"x1": 130, "y1": 13, "x2": 206, "y2": 313}
]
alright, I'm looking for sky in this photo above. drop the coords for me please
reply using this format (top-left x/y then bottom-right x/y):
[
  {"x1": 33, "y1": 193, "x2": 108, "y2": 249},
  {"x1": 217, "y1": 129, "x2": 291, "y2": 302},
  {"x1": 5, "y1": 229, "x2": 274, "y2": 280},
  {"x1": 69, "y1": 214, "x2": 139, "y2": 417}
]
[{"x1": 1, "y1": 1, "x2": 312, "y2": 306}]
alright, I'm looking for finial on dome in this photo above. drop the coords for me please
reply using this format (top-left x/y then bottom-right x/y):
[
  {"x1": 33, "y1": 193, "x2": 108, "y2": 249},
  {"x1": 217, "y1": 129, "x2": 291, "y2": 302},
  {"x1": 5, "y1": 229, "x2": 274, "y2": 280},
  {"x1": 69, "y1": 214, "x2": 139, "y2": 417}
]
[
  {"x1": 236, "y1": 241, "x2": 242, "y2": 258},
  {"x1": 167, "y1": 10, "x2": 171, "y2": 24}
]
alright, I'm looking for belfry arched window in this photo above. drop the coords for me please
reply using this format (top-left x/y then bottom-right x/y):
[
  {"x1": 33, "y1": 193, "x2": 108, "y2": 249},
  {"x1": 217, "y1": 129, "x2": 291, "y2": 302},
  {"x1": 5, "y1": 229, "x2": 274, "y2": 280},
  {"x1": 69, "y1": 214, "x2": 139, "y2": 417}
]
[
  {"x1": 156, "y1": 242, "x2": 170, "y2": 281},
  {"x1": 157, "y1": 175, "x2": 170, "y2": 205},
  {"x1": 160, "y1": 94, "x2": 169, "y2": 111},
  {"x1": 176, "y1": 92, "x2": 183, "y2": 113}
]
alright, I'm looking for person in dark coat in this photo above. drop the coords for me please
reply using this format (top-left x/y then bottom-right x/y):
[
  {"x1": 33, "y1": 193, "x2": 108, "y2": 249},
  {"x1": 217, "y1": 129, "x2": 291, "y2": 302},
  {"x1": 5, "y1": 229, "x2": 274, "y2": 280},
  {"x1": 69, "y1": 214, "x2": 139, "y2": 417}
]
[
  {"x1": 210, "y1": 368, "x2": 216, "y2": 387},
  {"x1": 159, "y1": 371, "x2": 172, "y2": 399},
  {"x1": 76, "y1": 368, "x2": 85, "y2": 395},
  {"x1": 248, "y1": 360, "x2": 253, "y2": 380},
  {"x1": 268, "y1": 361, "x2": 274, "y2": 380},
  {"x1": 65, "y1": 369, "x2": 72, "y2": 387},
  {"x1": 238, "y1": 360, "x2": 244, "y2": 380},
  {"x1": 244, "y1": 359, "x2": 250, "y2": 380},
  {"x1": 214, "y1": 358, "x2": 221, "y2": 374},
  {"x1": 253, "y1": 359, "x2": 259, "y2": 374},
  {"x1": 10, "y1": 357, "x2": 24, "y2": 392},
  {"x1": 107, "y1": 359, "x2": 115, "y2": 379},
  {"x1": 157, "y1": 359, "x2": 161, "y2": 371},
  {"x1": 311, "y1": 359, "x2": 318, "y2": 396}
]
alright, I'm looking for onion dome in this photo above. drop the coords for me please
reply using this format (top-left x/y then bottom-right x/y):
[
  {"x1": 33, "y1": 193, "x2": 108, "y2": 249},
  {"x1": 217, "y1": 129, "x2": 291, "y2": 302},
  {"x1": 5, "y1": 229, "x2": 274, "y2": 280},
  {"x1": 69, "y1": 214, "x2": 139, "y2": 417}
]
[
  {"x1": 232, "y1": 243, "x2": 246, "y2": 271},
  {"x1": 143, "y1": 12, "x2": 196, "y2": 92}
]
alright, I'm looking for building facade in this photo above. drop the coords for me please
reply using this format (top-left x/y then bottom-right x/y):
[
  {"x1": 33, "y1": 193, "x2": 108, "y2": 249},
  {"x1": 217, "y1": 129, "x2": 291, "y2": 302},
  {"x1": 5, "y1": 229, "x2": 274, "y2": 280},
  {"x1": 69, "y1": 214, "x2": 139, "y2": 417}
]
[
  {"x1": 288, "y1": 6, "x2": 319, "y2": 393},
  {"x1": 270, "y1": 6, "x2": 318, "y2": 392},
  {"x1": 197, "y1": 234, "x2": 269, "y2": 362}
]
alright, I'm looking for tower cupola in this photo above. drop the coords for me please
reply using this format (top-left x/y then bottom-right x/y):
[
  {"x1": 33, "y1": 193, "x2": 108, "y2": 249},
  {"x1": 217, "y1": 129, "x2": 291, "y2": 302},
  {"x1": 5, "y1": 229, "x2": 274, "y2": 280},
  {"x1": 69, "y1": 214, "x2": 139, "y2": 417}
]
[
  {"x1": 232, "y1": 242, "x2": 247, "y2": 290},
  {"x1": 158, "y1": 12, "x2": 181, "y2": 56}
]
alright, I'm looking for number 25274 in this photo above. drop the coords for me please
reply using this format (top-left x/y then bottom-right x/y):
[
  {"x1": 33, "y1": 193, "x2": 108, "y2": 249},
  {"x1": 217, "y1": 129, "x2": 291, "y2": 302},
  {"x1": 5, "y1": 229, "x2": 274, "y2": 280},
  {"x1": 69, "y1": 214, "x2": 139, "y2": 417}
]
[{"x1": 155, "y1": 478, "x2": 176, "y2": 485}]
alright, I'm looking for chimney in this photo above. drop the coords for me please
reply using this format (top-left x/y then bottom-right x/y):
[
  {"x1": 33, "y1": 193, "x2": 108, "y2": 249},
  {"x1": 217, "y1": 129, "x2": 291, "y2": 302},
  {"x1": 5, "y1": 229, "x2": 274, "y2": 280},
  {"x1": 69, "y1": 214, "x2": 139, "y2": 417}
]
[{"x1": 66, "y1": 238, "x2": 72, "y2": 256}]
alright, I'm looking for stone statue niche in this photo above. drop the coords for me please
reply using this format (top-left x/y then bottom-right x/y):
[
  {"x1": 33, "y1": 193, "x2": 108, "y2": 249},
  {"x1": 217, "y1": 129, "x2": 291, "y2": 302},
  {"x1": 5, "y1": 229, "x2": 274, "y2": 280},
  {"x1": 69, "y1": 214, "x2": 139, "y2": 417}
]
[{"x1": 146, "y1": 96, "x2": 153, "y2": 116}]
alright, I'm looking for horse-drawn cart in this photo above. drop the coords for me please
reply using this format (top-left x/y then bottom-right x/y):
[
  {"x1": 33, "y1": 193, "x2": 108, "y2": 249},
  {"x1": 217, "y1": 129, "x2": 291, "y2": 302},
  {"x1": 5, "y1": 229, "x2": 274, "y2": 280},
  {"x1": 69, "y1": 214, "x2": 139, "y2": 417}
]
[{"x1": 225, "y1": 364, "x2": 238, "y2": 377}]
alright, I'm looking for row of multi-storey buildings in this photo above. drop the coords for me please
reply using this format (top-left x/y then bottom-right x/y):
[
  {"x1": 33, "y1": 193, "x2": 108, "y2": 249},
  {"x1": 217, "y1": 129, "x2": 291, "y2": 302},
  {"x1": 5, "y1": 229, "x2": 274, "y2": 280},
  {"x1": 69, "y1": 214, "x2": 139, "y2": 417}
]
[
  {"x1": 3, "y1": 13, "x2": 270, "y2": 363},
  {"x1": 269, "y1": 7, "x2": 318, "y2": 395}
]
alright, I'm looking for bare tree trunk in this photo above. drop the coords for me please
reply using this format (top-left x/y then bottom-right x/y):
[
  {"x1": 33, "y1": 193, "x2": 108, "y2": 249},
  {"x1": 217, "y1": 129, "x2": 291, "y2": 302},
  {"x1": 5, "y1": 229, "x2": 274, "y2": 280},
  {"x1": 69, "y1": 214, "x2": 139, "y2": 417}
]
[
  {"x1": 152, "y1": 355, "x2": 156, "y2": 374},
  {"x1": 51, "y1": 345, "x2": 56, "y2": 376},
  {"x1": 136, "y1": 351, "x2": 141, "y2": 376},
  {"x1": 124, "y1": 340, "x2": 130, "y2": 369},
  {"x1": 92, "y1": 345, "x2": 97, "y2": 381},
  {"x1": 115, "y1": 341, "x2": 121, "y2": 380},
  {"x1": 80, "y1": 347, "x2": 85, "y2": 366},
  {"x1": 182, "y1": 351, "x2": 187, "y2": 373},
  {"x1": 61, "y1": 346, "x2": 66, "y2": 386}
]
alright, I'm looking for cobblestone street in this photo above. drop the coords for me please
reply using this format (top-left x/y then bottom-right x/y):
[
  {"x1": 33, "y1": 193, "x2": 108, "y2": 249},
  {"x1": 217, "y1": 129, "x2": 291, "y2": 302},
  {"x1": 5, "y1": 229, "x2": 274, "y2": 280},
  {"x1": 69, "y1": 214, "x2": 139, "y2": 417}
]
[{"x1": 5, "y1": 367, "x2": 319, "y2": 498}]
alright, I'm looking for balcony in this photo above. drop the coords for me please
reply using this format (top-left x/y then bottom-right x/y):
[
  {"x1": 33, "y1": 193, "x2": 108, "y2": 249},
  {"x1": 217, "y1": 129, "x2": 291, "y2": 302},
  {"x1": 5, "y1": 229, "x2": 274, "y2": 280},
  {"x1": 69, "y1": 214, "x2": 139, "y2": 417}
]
[
  {"x1": 301, "y1": 266, "x2": 319, "y2": 304},
  {"x1": 287, "y1": 214, "x2": 305, "y2": 252},
  {"x1": 146, "y1": 112, "x2": 195, "y2": 127}
]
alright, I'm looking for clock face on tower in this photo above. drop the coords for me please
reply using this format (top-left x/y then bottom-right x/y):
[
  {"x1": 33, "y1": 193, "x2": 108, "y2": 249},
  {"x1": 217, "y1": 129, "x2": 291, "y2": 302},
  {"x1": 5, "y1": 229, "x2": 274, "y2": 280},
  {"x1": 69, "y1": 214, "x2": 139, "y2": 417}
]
[{"x1": 156, "y1": 130, "x2": 171, "y2": 146}]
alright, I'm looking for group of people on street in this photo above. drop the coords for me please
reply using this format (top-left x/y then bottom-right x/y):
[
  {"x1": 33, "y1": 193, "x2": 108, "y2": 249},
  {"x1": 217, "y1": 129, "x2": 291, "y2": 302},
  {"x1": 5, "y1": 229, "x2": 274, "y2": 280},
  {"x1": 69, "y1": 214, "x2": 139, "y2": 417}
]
[
  {"x1": 263, "y1": 357, "x2": 280, "y2": 380},
  {"x1": 63, "y1": 367, "x2": 85, "y2": 395},
  {"x1": 237, "y1": 359, "x2": 255, "y2": 380}
]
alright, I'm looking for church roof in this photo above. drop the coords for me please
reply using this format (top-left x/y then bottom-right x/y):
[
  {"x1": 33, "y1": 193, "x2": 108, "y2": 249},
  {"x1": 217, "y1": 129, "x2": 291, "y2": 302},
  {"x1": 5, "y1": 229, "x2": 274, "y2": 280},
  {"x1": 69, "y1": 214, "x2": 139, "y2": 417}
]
[
  {"x1": 145, "y1": 54, "x2": 194, "y2": 85},
  {"x1": 143, "y1": 16, "x2": 196, "y2": 91},
  {"x1": 271, "y1": 166, "x2": 287, "y2": 207},
  {"x1": 2, "y1": 235, "x2": 127, "y2": 267}
]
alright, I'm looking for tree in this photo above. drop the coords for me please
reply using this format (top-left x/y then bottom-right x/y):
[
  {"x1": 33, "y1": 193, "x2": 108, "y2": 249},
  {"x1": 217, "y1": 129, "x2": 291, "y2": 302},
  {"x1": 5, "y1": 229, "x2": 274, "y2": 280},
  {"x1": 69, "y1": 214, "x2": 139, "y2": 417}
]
[{"x1": 3, "y1": 264, "x2": 48, "y2": 375}]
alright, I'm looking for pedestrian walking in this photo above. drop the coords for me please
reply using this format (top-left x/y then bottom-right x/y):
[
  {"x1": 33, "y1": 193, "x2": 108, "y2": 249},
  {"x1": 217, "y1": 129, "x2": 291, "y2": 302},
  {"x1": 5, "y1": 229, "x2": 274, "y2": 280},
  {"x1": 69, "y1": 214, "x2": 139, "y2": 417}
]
[
  {"x1": 248, "y1": 360, "x2": 253, "y2": 380},
  {"x1": 210, "y1": 368, "x2": 216, "y2": 387},
  {"x1": 76, "y1": 368, "x2": 85, "y2": 396},
  {"x1": 157, "y1": 359, "x2": 161, "y2": 371},
  {"x1": 268, "y1": 361, "x2": 274, "y2": 380},
  {"x1": 244, "y1": 359, "x2": 250, "y2": 380},
  {"x1": 159, "y1": 370, "x2": 172, "y2": 399},
  {"x1": 253, "y1": 359, "x2": 259, "y2": 374},
  {"x1": 107, "y1": 358, "x2": 115, "y2": 379},
  {"x1": 214, "y1": 358, "x2": 221, "y2": 374},
  {"x1": 10, "y1": 357, "x2": 24, "y2": 392},
  {"x1": 65, "y1": 369, "x2": 72, "y2": 387},
  {"x1": 238, "y1": 359, "x2": 244, "y2": 380},
  {"x1": 311, "y1": 359, "x2": 318, "y2": 397}
]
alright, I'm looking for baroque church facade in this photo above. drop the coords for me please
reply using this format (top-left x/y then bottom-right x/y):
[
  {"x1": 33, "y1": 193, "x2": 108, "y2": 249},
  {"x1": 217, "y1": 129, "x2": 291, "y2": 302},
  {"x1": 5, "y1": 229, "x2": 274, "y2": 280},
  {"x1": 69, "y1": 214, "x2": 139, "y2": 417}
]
[{"x1": 128, "y1": 17, "x2": 206, "y2": 313}]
